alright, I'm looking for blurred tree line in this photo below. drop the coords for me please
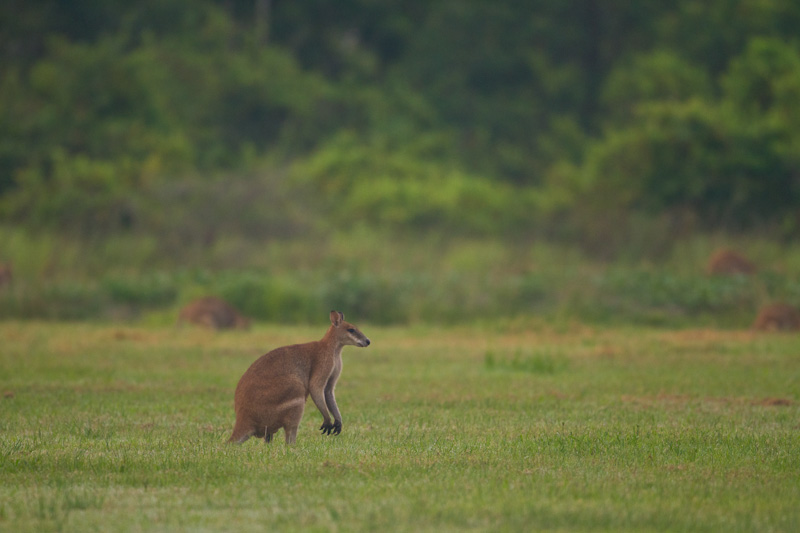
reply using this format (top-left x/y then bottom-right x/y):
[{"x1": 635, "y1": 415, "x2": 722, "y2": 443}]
[{"x1": 2, "y1": 0, "x2": 800, "y2": 244}]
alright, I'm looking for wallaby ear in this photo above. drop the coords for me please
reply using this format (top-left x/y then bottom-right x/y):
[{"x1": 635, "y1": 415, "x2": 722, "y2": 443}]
[{"x1": 330, "y1": 310, "x2": 344, "y2": 326}]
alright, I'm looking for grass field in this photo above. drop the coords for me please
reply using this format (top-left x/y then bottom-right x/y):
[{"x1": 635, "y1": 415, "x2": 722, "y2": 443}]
[{"x1": 1, "y1": 319, "x2": 799, "y2": 532}]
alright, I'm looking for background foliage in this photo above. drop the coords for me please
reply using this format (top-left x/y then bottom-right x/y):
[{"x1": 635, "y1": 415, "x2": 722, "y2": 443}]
[{"x1": 1, "y1": 0, "x2": 800, "y2": 324}]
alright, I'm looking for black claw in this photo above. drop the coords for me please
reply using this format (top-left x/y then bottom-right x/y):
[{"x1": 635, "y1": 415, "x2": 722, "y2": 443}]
[
  {"x1": 319, "y1": 420, "x2": 342, "y2": 436},
  {"x1": 319, "y1": 420, "x2": 341, "y2": 436}
]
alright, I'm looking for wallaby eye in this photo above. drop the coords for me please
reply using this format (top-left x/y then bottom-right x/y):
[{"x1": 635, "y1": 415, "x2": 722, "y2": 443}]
[{"x1": 347, "y1": 328, "x2": 356, "y2": 334}]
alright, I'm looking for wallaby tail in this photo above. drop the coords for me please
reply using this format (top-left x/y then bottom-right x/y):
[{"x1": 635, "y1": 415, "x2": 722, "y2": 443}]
[{"x1": 228, "y1": 424, "x2": 254, "y2": 444}]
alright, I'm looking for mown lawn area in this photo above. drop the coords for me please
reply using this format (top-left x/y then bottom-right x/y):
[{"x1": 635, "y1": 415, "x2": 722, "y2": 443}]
[{"x1": 1, "y1": 320, "x2": 798, "y2": 532}]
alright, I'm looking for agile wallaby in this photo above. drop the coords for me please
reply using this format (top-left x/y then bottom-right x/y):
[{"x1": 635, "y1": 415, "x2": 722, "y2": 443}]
[{"x1": 229, "y1": 310, "x2": 370, "y2": 445}]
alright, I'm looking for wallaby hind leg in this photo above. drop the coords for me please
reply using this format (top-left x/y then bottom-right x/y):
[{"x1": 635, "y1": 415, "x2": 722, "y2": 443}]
[
  {"x1": 284, "y1": 424, "x2": 298, "y2": 445},
  {"x1": 282, "y1": 403, "x2": 305, "y2": 445}
]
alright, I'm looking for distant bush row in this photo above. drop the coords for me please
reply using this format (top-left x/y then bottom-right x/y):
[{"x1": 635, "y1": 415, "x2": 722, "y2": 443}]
[{"x1": 1, "y1": 267, "x2": 795, "y2": 328}]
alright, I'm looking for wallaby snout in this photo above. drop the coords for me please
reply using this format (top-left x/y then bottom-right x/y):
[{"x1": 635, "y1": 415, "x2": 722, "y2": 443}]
[
  {"x1": 229, "y1": 310, "x2": 370, "y2": 445},
  {"x1": 350, "y1": 337, "x2": 370, "y2": 348}
]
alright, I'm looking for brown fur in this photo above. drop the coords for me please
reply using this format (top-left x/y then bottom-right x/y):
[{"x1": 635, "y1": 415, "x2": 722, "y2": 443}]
[
  {"x1": 229, "y1": 311, "x2": 370, "y2": 445},
  {"x1": 753, "y1": 303, "x2": 800, "y2": 332},
  {"x1": 177, "y1": 297, "x2": 250, "y2": 330},
  {"x1": 0, "y1": 262, "x2": 12, "y2": 288},
  {"x1": 706, "y1": 249, "x2": 756, "y2": 276}
]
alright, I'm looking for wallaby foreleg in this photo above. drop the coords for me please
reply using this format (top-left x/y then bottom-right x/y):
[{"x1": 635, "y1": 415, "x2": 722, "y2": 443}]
[
  {"x1": 324, "y1": 388, "x2": 342, "y2": 435},
  {"x1": 309, "y1": 388, "x2": 334, "y2": 434}
]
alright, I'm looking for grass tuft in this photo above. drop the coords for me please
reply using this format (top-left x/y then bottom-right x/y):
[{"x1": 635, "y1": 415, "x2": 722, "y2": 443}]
[{"x1": 484, "y1": 349, "x2": 568, "y2": 374}]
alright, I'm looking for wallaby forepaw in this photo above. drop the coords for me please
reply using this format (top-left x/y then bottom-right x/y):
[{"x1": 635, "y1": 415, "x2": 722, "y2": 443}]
[{"x1": 332, "y1": 420, "x2": 342, "y2": 435}]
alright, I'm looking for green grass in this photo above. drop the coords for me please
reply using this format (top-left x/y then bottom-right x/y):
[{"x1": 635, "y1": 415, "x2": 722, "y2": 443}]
[{"x1": 1, "y1": 320, "x2": 799, "y2": 532}]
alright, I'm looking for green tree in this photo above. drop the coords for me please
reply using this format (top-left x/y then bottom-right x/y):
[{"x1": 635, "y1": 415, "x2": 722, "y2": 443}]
[{"x1": 561, "y1": 38, "x2": 800, "y2": 232}]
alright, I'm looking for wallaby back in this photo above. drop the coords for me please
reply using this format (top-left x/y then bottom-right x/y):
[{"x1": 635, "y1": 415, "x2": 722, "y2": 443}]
[
  {"x1": 178, "y1": 297, "x2": 250, "y2": 330},
  {"x1": 229, "y1": 310, "x2": 370, "y2": 445}
]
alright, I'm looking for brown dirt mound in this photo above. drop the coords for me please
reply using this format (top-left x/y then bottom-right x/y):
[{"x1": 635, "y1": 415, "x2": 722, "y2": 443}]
[
  {"x1": 177, "y1": 297, "x2": 251, "y2": 330},
  {"x1": 753, "y1": 303, "x2": 800, "y2": 332},
  {"x1": 706, "y1": 248, "x2": 756, "y2": 276},
  {"x1": 0, "y1": 262, "x2": 11, "y2": 287},
  {"x1": 756, "y1": 397, "x2": 793, "y2": 407}
]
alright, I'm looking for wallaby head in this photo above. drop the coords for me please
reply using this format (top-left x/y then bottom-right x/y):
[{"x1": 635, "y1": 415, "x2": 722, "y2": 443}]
[{"x1": 328, "y1": 310, "x2": 371, "y2": 348}]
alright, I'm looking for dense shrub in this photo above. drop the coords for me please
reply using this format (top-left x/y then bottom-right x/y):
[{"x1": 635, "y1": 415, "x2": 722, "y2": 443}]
[
  {"x1": 219, "y1": 274, "x2": 316, "y2": 323},
  {"x1": 102, "y1": 273, "x2": 178, "y2": 307},
  {"x1": 293, "y1": 132, "x2": 543, "y2": 236}
]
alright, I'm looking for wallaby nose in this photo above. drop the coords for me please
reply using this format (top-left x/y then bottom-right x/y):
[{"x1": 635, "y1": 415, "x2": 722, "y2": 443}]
[{"x1": 364, "y1": 339, "x2": 371, "y2": 347}]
